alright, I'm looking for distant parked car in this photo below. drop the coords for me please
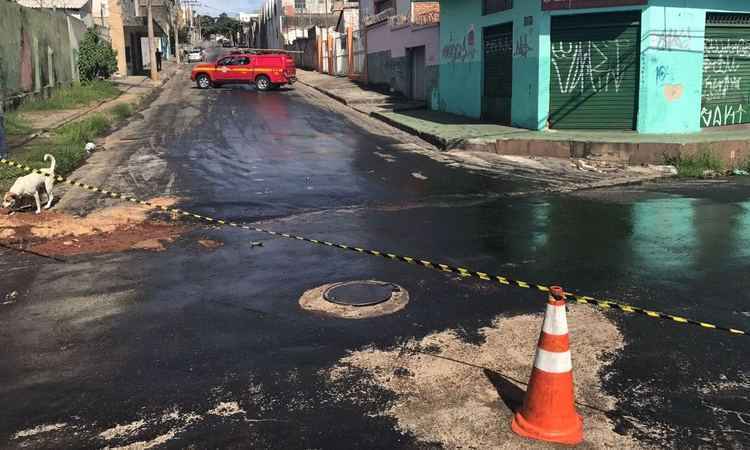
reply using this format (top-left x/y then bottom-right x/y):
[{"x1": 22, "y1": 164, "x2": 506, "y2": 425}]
[
  {"x1": 222, "y1": 41, "x2": 232, "y2": 48},
  {"x1": 187, "y1": 48, "x2": 203, "y2": 62}
]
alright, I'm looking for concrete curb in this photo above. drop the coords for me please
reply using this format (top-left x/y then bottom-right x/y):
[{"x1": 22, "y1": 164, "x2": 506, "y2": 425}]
[
  {"x1": 298, "y1": 74, "x2": 750, "y2": 168},
  {"x1": 299, "y1": 77, "x2": 437, "y2": 136},
  {"x1": 297, "y1": 79, "x2": 353, "y2": 107},
  {"x1": 370, "y1": 110, "x2": 460, "y2": 150}
]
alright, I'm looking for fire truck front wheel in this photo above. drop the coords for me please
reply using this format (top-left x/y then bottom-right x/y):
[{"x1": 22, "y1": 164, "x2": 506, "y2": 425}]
[{"x1": 196, "y1": 74, "x2": 211, "y2": 89}]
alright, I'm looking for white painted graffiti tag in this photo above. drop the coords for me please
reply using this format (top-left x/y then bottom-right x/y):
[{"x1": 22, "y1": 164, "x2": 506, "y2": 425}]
[
  {"x1": 551, "y1": 40, "x2": 624, "y2": 94},
  {"x1": 701, "y1": 104, "x2": 747, "y2": 127},
  {"x1": 703, "y1": 75, "x2": 742, "y2": 101},
  {"x1": 703, "y1": 38, "x2": 748, "y2": 102},
  {"x1": 704, "y1": 56, "x2": 739, "y2": 74},
  {"x1": 705, "y1": 38, "x2": 750, "y2": 57}
]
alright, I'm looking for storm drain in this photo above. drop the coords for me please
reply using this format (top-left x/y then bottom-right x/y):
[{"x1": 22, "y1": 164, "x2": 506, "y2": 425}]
[
  {"x1": 299, "y1": 280, "x2": 409, "y2": 319},
  {"x1": 324, "y1": 281, "x2": 399, "y2": 307}
]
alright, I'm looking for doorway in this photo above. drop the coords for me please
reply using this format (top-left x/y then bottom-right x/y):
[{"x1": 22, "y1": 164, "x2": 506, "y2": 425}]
[{"x1": 409, "y1": 46, "x2": 426, "y2": 101}]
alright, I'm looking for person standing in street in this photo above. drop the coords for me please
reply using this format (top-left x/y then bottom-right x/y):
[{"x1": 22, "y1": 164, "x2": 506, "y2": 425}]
[{"x1": 155, "y1": 48, "x2": 163, "y2": 72}]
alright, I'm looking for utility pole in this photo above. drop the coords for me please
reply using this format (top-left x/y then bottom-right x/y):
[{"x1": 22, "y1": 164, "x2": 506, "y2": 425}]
[
  {"x1": 172, "y1": 0, "x2": 180, "y2": 63},
  {"x1": 147, "y1": 0, "x2": 159, "y2": 81}
]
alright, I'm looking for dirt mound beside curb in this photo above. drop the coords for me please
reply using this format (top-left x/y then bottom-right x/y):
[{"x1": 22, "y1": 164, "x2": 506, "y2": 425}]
[{"x1": 0, "y1": 197, "x2": 186, "y2": 255}]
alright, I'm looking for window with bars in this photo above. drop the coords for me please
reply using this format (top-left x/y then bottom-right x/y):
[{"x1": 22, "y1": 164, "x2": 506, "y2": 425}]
[
  {"x1": 295, "y1": 0, "x2": 306, "y2": 11},
  {"x1": 374, "y1": 0, "x2": 394, "y2": 14},
  {"x1": 483, "y1": 0, "x2": 512, "y2": 15}
]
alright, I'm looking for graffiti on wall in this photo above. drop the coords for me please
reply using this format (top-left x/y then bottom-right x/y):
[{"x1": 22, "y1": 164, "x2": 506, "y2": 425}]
[
  {"x1": 442, "y1": 25, "x2": 476, "y2": 64},
  {"x1": 650, "y1": 28, "x2": 692, "y2": 51},
  {"x1": 701, "y1": 38, "x2": 750, "y2": 127},
  {"x1": 655, "y1": 64, "x2": 684, "y2": 103},
  {"x1": 384, "y1": 57, "x2": 405, "y2": 81},
  {"x1": 514, "y1": 34, "x2": 533, "y2": 58},
  {"x1": 701, "y1": 104, "x2": 746, "y2": 127},
  {"x1": 551, "y1": 40, "x2": 624, "y2": 94}
]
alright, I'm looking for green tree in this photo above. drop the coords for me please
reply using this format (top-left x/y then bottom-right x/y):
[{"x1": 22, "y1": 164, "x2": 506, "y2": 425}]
[
  {"x1": 201, "y1": 13, "x2": 241, "y2": 42},
  {"x1": 78, "y1": 29, "x2": 118, "y2": 81}
]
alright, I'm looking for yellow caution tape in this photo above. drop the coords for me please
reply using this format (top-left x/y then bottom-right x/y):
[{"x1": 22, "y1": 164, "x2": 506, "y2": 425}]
[{"x1": 1, "y1": 158, "x2": 746, "y2": 338}]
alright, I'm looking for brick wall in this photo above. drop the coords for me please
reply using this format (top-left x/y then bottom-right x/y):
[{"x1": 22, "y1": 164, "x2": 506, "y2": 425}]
[{"x1": 412, "y1": 2, "x2": 439, "y2": 25}]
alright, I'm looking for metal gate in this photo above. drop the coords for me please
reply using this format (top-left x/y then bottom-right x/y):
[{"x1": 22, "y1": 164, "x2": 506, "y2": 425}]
[
  {"x1": 334, "y1": 32, "x2": 348, "y2": 76},
  {"x1": 483, "y1": 23, "x2": 513, "y2": 125},
  {"x1": 351, "y1": 29, "x2": 365, "y2": 78},
  {"x1": 701, "y1": 13, "x2": 750, "y2": 128},
  {"x1": 320, "y1": 30, "x2": 330, "y2": 74},
  {"x1": 549, "y1": 12, "x2": 641, "y2": 130}
]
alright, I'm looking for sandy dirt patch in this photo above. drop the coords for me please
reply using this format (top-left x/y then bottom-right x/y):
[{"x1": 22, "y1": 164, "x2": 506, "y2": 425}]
[
  {"x1": 0, "y1": 197, "x2": 186, "y2": 256},
  {"x1": 99, "y1": 420, "x2": 146, "y2": 440},
  {"x1": 13, "y1": 423, "x2": 68, "y2": 439},
  {"x1": 327, "y1": 305, "x2": 643, "y2": 449},
  {"x1": 198, "y1": 239, "x2": 224, "y2": 250},
  {"x1": 208, "y1": 401, "x2": 245, "y2": 417}
]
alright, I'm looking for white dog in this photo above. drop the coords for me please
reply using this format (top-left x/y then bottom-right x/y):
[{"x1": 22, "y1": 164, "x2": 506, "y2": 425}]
[{"x1": 2, "y1": 154, "x2": 57, "y2": 214}]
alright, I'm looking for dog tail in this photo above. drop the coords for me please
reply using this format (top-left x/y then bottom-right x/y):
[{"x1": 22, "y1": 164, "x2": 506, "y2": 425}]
[{"x1": 44, "y1": 154, "x2": 56, "y2": 174}]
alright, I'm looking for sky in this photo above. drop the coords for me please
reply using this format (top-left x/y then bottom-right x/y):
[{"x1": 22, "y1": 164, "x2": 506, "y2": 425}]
[{"x1": 195, "y1": 0, "x2": 263, "y2": 16}]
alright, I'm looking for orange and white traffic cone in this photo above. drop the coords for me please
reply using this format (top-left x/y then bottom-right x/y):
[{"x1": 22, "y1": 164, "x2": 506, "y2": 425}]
[{"x1": 511, "y1": 286, "x2": 583, "y2": 445}]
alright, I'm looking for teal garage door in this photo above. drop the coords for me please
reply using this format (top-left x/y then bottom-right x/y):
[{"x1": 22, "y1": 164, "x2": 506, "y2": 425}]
[
  {"x1": 549, "y1": 12, "x2": 641, "y2": 129},
  {"x1": 701, "y1": 13, "x2": 750, "y2": 128}
]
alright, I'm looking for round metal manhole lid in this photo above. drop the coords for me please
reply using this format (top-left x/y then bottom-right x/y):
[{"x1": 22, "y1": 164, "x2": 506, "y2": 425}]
[{"x1": 323, "y1": 281, "x2": 399, "y2": 307}]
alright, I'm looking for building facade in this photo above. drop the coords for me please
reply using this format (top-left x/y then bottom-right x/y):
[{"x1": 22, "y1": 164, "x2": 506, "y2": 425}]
[
  {"x1": 260, "y1": 0, "x2": 339, "y2": 49},
  {"x1": 438, "y1": 0, "x2": 750, "y2": 133},
  {"x1": 361, "y1": 0, "x2": 440, "y2": 101},
  {"x1": 17, "y1": 0, "x2": 94, "y2": 24},
  {"x1": 94, "y1": 0, "x2": 172, "y2": 76}
]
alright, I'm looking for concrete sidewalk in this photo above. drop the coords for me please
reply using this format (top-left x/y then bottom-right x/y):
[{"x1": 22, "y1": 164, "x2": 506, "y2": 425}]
[
  {"x1": 297, "y1": 69, "x2": 750, "y2": 166},
  {"x1": 296, "y1": 70, "x2": 426, "y2": 115},
  {"x1": 9, "y1": 62, "x2": 183, "y2": 149}
]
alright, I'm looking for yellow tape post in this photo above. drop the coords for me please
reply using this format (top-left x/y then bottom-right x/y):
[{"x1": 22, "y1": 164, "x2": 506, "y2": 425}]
[{"x1": 1, "y1": 158, "x2": 747, "y2": 338}]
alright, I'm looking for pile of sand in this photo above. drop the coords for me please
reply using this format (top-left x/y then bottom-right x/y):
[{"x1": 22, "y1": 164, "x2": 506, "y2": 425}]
[{"x1": 328, "y1": 305, "x2": 642, "y2": 449}]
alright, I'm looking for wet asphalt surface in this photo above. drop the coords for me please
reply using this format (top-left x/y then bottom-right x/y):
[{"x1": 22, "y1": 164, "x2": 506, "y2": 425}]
[{"x1": 1, "y1": 67, "x2": 750, "y2": 449}]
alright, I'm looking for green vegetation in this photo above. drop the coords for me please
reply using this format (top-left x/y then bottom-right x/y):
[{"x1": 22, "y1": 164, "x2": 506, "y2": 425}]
[
  {"x1": 200, "y1": 13, "x2": 241, "y2": 41},
  {"x1": 109, "y1": 102, "x2": 133, "y2": 122},
  {"x1": 5, "y1": 112, "x2": 33, "y2": 136},
  {"x1": 55, "y1": 113, "x2": 111, "y2": 144},
  {"x1": 78, "y1": 28, "x2": 119, "y2": 82},
  {"x1": 18, "y1": 80, "x2": 120, "y2": 112},
  {"x1": 665, "y1": 151, "x2": 724, "y2": 177},
  {"x1": 0, "y1": 114, "x2": 111, "y2": 189}
]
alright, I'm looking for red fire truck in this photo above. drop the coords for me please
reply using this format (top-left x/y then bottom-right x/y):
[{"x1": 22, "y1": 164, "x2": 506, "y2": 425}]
[{"x1": 191, "y1": 51, "x2": 297, "y2": 91}]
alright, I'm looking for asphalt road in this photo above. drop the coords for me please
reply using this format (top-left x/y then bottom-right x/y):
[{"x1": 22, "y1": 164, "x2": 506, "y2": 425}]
[{"x1": 1, "y1": 66, "x2": 749, "y2": 449}]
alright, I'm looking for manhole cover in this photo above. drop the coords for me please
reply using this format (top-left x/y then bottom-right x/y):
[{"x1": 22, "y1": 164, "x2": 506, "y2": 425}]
[{"x1": 324, "y1": 281, "x2": 399, "y2": 307}]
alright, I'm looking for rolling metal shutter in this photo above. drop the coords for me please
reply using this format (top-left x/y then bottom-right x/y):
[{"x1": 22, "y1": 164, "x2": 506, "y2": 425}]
[
  {"x1": 701, "y1": 13, "x2": 750, "y2": 128},
  {"x1": 549, "y1": 12, "x2": 641, "y2": 130},
  {"x1": 483, "y1": 23, "x2": 514, "y2": 125}
]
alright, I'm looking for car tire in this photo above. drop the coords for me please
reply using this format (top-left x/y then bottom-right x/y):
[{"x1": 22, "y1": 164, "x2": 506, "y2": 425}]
[
  {"x1": 196, "y1": 74, "x2": 211, "y2": 89},
  {"x1": 256, "y1": 75, "x2": 271, "y2": 91}
]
